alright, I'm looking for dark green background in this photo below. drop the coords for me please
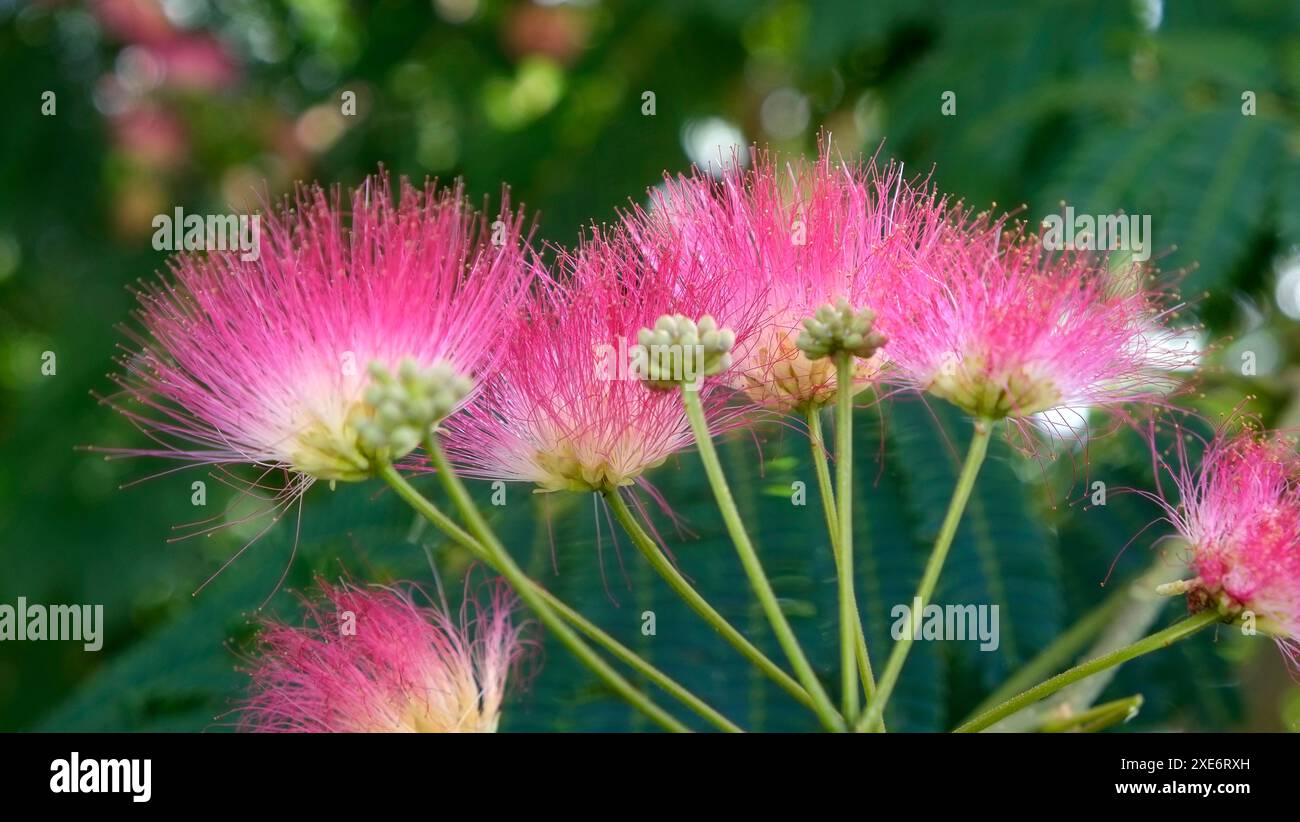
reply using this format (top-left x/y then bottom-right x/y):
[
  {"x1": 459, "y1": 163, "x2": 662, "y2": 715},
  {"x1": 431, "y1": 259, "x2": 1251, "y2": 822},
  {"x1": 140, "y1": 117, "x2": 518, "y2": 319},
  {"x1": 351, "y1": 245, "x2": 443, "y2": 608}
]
[{"x1": 2, "y1": 0, "x2": 1298, "y2": 731}]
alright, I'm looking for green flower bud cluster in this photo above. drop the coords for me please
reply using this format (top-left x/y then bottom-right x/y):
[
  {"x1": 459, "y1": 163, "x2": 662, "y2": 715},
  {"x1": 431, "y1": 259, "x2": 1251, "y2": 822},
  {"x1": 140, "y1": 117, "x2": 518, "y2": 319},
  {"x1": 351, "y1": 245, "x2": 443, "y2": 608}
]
[
  {"x1": 356, "y1": 358, "x2": 473, "y2": 462},
  {"x1": 636, "y1": 314, "x2": 736, "y2": 391},
  {"x1": 796, "y1": 299, "x2": 887, "y2": 361}
]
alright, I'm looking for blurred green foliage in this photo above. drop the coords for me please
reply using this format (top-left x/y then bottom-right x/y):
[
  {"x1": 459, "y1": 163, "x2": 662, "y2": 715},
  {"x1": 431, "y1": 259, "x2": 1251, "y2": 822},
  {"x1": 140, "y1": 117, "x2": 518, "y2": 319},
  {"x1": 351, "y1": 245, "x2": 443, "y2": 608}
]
[{"x1": 1, "y1": 0, "x2": 1298, "y2": 731}]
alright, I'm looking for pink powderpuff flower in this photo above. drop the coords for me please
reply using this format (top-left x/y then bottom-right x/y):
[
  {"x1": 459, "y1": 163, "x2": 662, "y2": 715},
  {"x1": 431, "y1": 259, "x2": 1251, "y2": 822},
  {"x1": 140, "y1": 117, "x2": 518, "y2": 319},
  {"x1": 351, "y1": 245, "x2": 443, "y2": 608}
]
[
  {"x1": 634, "y1": 144, "x2": 951, "y2": 412},
  {"x1": 104, "y1": 171, "x2": 532, "y2": 493},
  {"x1": 93, "y1": 1, "x2": 241, "y2": 91},
  {"x1": 142, "y1": 34, "x2": 241, "y2": 93},
  {"x1": 108, "y1": 101, "x2": 190, "y2": 170},
  {"x1": 238, "y1": 579, "x2": 525, "y2": 732},
  {"x1": 882, "y1": 225, "x2": 1197, "y2": 429},
  {"x1": 92, "y1": 0, "x2": 176, "y2": 44},
  {"x1": 1153, "y1": 429, "x2": 1300, "y2": 663},
  {"x1": 442, "y1": 227, "x2": 760, "y2": 494}
]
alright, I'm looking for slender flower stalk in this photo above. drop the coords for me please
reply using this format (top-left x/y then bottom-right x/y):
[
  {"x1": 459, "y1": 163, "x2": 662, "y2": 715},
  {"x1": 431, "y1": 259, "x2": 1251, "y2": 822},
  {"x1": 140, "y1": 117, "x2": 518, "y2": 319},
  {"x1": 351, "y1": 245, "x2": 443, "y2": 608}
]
[
  {"x1": 805, "y1": 407, "x2": 875, "y2": 698},
  {"x1": 962, "y1": 585, "x2": 1126, "y2": 722},
  {"x1": 794, "y1": 298, "x2": 887, "y2": 721},
  {"x1": 859, "y1": 419, "x2": 993, "y2": 732},
  {"x1": 378, "y1": 461, "x2": 739, "y2": 732},
  {"x1": 856, "y1": 218, "x2": 1195, "y2": 732},
  {"x1": 602, "y1": 487, "x2": 814, "y2": 710},
  {"x1": 806, "y1": 408, "x2": 839, "y2": 561},
  {"x1": 834, "y1": 352, "x2": 859, "y2": 719},
  {"x1": 434, "y1": 227, "x2": 772, "y2": 727},
  {"x1": 681, "y1": 387, "x2": 844, "y2": 731},
  {"x1": 355, "y1": 356, "x2": 697, "y2": 734},
  {"x1": 380, "y1": 452, "x2": 691, "y2": 733},
  {"x1": 536, "y1": 588, "x2": 741, "y2": 732},
  {"x1": 630, "y1": 310, "x2": 842, "y2": 729},
  {"x1": 1038, "y1": 694, "x2": 1144, "y2": 733},
  {"x1": 954, "y1": 611, "x2": 1220, "y2": 733},
  {"x1": 964, "y1": 557, "x2": 1184, "y2": 731}
]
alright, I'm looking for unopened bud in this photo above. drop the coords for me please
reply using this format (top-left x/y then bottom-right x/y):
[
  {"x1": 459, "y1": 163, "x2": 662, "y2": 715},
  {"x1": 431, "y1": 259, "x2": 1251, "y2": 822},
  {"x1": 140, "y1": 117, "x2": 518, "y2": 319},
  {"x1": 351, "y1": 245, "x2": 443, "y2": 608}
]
[
  {"x1": 356, "y1": 357, "x2": 474, "y2": 463},
  {"x1": 635, "y1": 313, "x2": 736, "y2": 390},
  {"x1": 796, "y1": 299, "x2": 887, "y2": 361}
]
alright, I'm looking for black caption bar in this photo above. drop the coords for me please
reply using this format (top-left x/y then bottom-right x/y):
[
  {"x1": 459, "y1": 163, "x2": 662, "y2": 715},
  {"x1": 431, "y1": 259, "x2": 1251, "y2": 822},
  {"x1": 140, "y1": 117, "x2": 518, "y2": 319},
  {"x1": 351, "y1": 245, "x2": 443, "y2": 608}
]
[{"x1": 0, "y1": 732, "x2": 1284, "y2": 810}]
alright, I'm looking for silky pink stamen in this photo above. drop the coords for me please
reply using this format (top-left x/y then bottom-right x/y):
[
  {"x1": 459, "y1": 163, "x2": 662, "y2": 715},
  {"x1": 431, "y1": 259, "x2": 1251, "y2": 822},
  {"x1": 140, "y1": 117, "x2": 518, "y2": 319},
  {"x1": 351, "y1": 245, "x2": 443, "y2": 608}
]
[
  {"x1": 238, "y1": 579, "x2": 525, "y2": 733},
  {"x1": 102, "y1": 171, "x2": 532, "y2": 487},
  {"x1": 1152, "y1": 427, "x2": 1300, "y2": 663},
  {"x1": 443, "y1": 226, "x2": 761, "y2": 493}
]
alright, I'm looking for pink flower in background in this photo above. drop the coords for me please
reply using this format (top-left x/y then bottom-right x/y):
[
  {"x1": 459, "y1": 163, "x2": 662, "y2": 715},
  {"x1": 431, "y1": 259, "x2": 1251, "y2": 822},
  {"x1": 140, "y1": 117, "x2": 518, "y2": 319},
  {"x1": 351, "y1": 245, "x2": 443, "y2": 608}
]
[
  {"x1": 882, "y1": 226, "x2": 1196, "y2": 429},
  {"x1": 637, "y1": 145, "x2": 950, "y2": 412},
  {"x1": 239, "y1": 580, "x2": 525, "y2": 732},
  {"x1": 94, "y1": 0, "x2": 240, "y2": 93},
  {"x1": 139, "y1": 34, "x2": 240, "y2": 92},
  {"x1": 501, "y1": 2, "x2": 592, "y2": 66},
  {"x1": 92, "y1": 0, "x2": 175, "y2": 43},
  {"x1": 1155, "y1": 430, "x2": 1300, "y2": 662},
  {"x1": 108, "y1": 102, "x2": 190, "y2": 169},
  {"x1": 106, "y1": 172, "x2": 532, "y2": 488},
  {"x1": 443, "y1": 227, "x2": 758, "y2": 493}
]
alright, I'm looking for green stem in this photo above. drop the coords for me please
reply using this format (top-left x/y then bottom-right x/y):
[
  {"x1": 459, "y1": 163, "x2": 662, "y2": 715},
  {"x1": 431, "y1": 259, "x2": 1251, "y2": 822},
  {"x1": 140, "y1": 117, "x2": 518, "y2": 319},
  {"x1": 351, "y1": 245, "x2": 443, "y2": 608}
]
[
  {"x1": 382, "y1": 470, "x2": 739, "y2": 730},
  {"x1": 833, "y1": 353, "x2": 861, "y2": 721},
  {"x1": 603, "y1": 488, "x2": 813, "y2": 710},
  {"x1": 968, "y1": 559, "x2": 1188, "y2": 732},
  {"x1": 807, "y1": 406, "x2": 876, "y2": 703},
  {"x1": 962, "y1": 584, "x2": 1125, "y2": 721},
  {"x1": 1039, "y1": 695, "x2": 1144, "y2": 733},
  {"x1": 380, "y1": 459, "x2": 690, "y2": 734},
  {"x1": 807, "y1": 406, "x2": 839, "y2": 561},
  {"x1": 857, "y1": 418, "x2": 993, "y2": 732},
  {"x1": 551, "y1": 598, "x2": 741, "y2": 732},
  {"x1": 954, "y1": 610, "x2": 1220, "y2": 733},
  {"x1": 388, "y1": 475, "x2": 740, "y2": 732},
  {"x1": 681, "y1": 387, "x2": 844, "y2": 732}
]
